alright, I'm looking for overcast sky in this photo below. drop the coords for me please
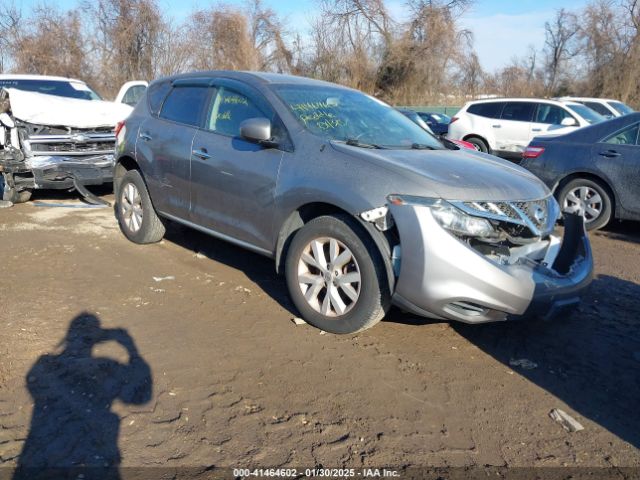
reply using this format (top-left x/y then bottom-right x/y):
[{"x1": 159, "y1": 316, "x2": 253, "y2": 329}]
[{"x1": 19, "y1": 0, "x2": 590, "y2": 73}]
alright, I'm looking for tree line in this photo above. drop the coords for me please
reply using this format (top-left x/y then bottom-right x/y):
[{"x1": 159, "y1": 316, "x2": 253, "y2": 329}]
[{"x1": 1, "y1": 0, "x2": 639, "y2": 107}]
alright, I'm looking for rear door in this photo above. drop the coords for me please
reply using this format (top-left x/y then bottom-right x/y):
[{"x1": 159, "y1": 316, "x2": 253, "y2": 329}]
[
  {"x1": 136, "y1": 81, "x2": 210, "y2": 219},
  {"x1": 496, "y1": 101, "x2": 535, "y2": 153},
  {"x1": 594, "y1": 122, "x2": 640, "y2": 214},
  {"x1": 189, "y1": 80, "x2": 289, "y2": 251}
]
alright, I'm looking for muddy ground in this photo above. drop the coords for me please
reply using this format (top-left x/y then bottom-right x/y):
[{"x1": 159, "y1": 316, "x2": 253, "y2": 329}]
[{"x1": 0, "y1": 190, "x2": 639, "y2": 477}]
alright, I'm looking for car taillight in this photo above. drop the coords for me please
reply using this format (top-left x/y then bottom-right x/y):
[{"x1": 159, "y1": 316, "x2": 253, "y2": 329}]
[
  {"x1": 449, "y1": 116, "x2": 459, "y2": 124},
  {"x1": 522, "y1": 146, "x2": 545, "y2": 159},
  {"x1": 114, "y1": 120, "x2": 125, "y2": 137}
]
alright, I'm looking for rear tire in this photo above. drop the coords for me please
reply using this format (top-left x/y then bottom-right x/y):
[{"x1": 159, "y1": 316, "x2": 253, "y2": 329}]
[
  {"x1": 115, "y1": 169, "x2": 165, "y2": 243},
  {"x1": 285, "y1": 214, "x2": 390, "y2": 334},
  {"x1": 465, "y1": 136, "x2": 489, "y2": 153},
  {"x1": 557, "y1": 178, "x2": 612, "y2": 231}
]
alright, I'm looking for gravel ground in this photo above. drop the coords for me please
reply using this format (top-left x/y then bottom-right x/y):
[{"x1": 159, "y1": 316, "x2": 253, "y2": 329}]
[{"x1": 0, "y1": 191, "x2": 639, "y2": 478}]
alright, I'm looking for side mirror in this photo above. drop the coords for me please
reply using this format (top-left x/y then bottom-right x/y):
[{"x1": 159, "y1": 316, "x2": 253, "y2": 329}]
[
  {"x1": 240, "y1": 117, "x2": 275, "y2": 146},
  {"x1": 560, "y1": 117, "x2": 578, "y2": 127}
]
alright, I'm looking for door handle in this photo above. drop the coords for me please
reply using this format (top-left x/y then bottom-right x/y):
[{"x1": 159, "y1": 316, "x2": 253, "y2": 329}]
[
  {"x1": 599, "y1": 150, "x2": 620, "y2": 158},
  {"x1": 192, "y1": 148, "x2": 211, "y2": 160},
  {"x1": 532, "y1": 128, "x2": 542, "y2": 132},
  {"x1": 492, "y1": 124, "x2": 501, "y2": 128},
  {"x1": 139, "y1": 132, "x2": 152, "y2": 141}
]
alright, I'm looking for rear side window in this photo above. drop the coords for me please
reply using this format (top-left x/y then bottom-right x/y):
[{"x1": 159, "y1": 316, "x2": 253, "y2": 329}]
[
  {"x1": 500, "y1": 102, "x2": 535, "y2": 122},
  {"x1": 147, "y1": 81, "x2": 172, "y2": 116},
  {"x1": 160, "y1": 86, "x2": 209, "y2": 127},
  {"x1": 534, "y1": 104, "x2": 573, "y2": 125},
  {"x1": 467, "y1": 102, "x2": 505, "y2": 119},
  {"x1": 583, "y1": 101, "x2": 612, "y2": 117},
  {"x1": 604, "y1": 124, "x2": 639, "y2": 145}
]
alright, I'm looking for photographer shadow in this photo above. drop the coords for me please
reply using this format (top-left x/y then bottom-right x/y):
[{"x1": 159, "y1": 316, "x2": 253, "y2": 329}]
[{"x1": 13, "y1": 313, "x2": 152, "y2": 480}]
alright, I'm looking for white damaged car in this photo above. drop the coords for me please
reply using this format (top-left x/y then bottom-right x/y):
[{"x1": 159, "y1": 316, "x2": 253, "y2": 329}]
[{"x1": 0, "y1": 75, "x2": 133, "y2": 204}]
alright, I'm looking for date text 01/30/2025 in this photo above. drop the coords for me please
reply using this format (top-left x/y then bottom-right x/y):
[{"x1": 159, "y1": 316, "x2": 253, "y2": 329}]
[{"x1": 232, "y1": 468, "x2": 401, "y2": 477}]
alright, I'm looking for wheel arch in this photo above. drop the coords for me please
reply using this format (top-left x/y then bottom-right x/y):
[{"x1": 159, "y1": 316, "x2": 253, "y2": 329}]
[
  {"x1": 553, "y1": 171, "x2": 618, "y2": 219},
  {"x1": 274, "y1": 202, "x2": 397, "y2": 293},
  {"x1": 462, "y1": 133, "x2": 491, "y2": 152},
  {"x1": 114, "y1": 155, "x2": 141, "y2": 193}
]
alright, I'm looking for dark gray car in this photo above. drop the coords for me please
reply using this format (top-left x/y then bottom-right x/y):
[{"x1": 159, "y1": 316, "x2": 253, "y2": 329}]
[{"x1": 113, "y1": 71, "x2": 593, "y2": 333}]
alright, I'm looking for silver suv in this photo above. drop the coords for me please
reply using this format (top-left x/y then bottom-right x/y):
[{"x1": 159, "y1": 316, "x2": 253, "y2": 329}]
[{"x1": 113, "y1": 72, "x2": 593, "y2": 333}]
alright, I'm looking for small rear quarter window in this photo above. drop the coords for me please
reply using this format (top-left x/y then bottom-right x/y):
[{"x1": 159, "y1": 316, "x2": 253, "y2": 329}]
[{"x1": 147, "y1": 81, "x2": 172, "y2": 116}]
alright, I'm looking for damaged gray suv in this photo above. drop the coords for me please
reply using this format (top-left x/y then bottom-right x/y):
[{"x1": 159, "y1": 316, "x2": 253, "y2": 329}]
[{"x1": 114, "y1": 71, "x2": 593, "y2": 334}]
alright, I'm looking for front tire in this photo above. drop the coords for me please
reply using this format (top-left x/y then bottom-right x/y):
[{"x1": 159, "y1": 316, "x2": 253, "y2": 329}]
[
  {"x1": 115, "y1": 169, "x2": 165, "y2": 243},
  {"x1": 557, "y1": 178, "x2": 612, "y2": 231},
  {"x1": 285, "y1": 215, "x2": 390, "y2": 334},
  {"x1": 1, "y1": 174, "x2": 32, "y2": 203}
]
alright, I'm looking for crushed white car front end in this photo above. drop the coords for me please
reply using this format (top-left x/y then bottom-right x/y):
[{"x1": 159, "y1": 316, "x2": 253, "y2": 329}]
[
  {"x1": 388, "y1": 195, "x2": 593, "y2": 323},
  {"x1": 0, "y1": 88, "x2": 132, "y2": 200}
]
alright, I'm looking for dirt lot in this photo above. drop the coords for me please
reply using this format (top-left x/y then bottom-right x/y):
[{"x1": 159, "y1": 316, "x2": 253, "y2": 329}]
[{"x1": 0, "y1": 190, "x2": 639, "y2": 477}]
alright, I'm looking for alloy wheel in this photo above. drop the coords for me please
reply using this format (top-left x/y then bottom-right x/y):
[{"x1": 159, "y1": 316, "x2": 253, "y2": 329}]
[
  {"x1": 563, "y1": 186, "x2": 603, "y2": 222},
  {"x1": 297, "y1": 237, "x2": 361, "y2": 317},
  {"x1": 121, "y1": 182, "x2": 143, "y2": 233}
]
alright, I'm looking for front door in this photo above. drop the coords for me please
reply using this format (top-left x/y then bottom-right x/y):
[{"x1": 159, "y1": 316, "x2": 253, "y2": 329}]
[{"x1": 189, "y1": 83, "x2": 287, "y2": 251}]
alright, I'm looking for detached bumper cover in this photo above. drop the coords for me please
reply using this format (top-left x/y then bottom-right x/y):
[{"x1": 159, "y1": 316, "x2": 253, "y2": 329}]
[{"x1": 390, "y1": 204, "x2": 593, "y2": 323}]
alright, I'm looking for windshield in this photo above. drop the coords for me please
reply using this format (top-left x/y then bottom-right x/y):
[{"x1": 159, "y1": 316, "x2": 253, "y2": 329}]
[
  {"x1": 608, "y1": 101, "x2": 634, "y2": 116},
  {"x1": 0, "y1": 79, "x2": 102, "y2": 101},
  {"x1": 566, "y1": 104, "x2": 605, "y2": 124},
  {"x1": 274, "y1": 85, "x2": 444, "y2": 149}
]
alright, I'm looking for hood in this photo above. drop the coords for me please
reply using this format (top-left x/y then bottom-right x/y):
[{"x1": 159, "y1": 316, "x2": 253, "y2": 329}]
[
  {"x1": 3, "y1": 88, "x2": 133, "y2": 129},
  {"x1": 331, "y1": 143, "x2": 550, "y2": 202}
]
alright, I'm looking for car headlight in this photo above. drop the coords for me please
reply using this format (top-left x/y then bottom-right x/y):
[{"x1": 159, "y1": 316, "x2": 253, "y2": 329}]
[{"x1": 388, "y1": 195, "x2": 496, "y2": 238}]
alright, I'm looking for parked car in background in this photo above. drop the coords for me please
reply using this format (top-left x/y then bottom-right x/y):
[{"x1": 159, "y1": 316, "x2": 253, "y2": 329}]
[
  {"x1": 398, "y1": 108, "x2": 477, "y2": 150},
  {"x1": 556, "y1": 96, "x2": 634, "y2": 118},
  {"x1": 0, "y1": 74, "x2": 132, "y2": 204},
  {"x1": 447, "y1": 98, "x2": 604, "y2": 160},
  {"x1": 113, "y1": 71, "x2": 592, "y2": 334},
  {"x1": 115, "y1": 81, "x2": 148, "y2": 106},
  {"x1": 416, "y1": 111, "x2": 452, "y2": 136},
  {"x1": 521, "y1": 112, "x2": 640, "y2": 230}
]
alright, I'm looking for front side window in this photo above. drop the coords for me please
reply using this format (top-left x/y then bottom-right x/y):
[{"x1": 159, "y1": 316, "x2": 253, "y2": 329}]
[
  {"x1": 159, "y1": 86, "x2": 209, "y2": 127},
  {"x1": 206, "y1": 87, "x2": 266, "y2": 136},
  {"x1": 275, "y1": 85, "x2": 444, "y2": 149},
  {"x1": 500, "y1": 102, "x2": 535, "y2": 122},
  {"x1": 604, "y1": 124, "x2": 639, "y2": 145},
  {"x1": 534, "y1": 104, "x2": 573, "y2": 125}
]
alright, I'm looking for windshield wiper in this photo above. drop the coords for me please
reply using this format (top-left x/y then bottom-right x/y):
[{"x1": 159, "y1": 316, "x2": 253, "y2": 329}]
[
  {"x1": 410, "y1": 143, "x2": 438, "y2": 150},
  {"x1": 343, "y1": 138, "x2": 385, "y2": 149}
]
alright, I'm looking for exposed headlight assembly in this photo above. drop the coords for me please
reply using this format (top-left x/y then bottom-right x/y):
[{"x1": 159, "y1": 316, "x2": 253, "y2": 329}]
[{"x1": 388, "y1": 195, "x2": 496, "y2": 238}]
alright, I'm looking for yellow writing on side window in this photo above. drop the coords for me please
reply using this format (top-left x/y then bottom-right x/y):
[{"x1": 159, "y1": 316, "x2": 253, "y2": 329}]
[
  {"x1": 222, "y1": 95, "x2": 248, "y2": 106},
  {"x1": 216, "y1": 110, "x2": 232, "y2": 121},
  {"x1": 290, "y1": 101, "x2": 337, "y2": 112}
]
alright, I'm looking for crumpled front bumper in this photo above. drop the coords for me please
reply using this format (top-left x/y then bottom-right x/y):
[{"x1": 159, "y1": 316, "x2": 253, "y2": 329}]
[
  {"x1": 23, "y1": 154, "x2": 114, "y2": 189},
  {"x1": 389, "y1": 204, "x2": 593, "y2": 323}
]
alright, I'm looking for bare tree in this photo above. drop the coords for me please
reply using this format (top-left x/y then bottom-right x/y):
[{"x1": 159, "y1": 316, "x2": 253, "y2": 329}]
[{"x1": 543, "y1": 8, "x2": 580, "y2": 95}]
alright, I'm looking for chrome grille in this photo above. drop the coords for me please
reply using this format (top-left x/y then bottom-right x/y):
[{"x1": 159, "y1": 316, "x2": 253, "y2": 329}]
[
  {"x1": 23, "y1": 133, "x2": 116, "y2": 157},
  {"x1": 454, "y1": 196, "x2": 559, "y2": 237}
]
